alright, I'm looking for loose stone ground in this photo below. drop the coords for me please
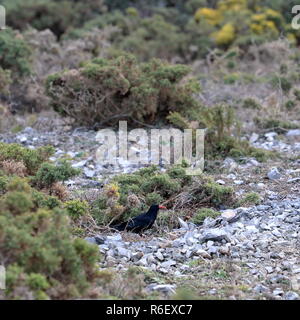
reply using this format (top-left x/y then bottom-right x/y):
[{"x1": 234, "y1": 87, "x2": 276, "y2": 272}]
[{"x1": 1, "y1": 122, "x2": 299, "y2": 299}]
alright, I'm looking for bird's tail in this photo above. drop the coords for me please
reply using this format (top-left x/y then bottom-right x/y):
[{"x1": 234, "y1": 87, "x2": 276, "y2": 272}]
[{"x1": 110, "y1": 221, "x2": 127, "y2": 231}]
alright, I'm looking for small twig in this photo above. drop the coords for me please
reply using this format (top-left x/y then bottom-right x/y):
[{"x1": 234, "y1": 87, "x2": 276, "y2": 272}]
[
  {"x1": 259, "y1": 127, "x2": 289, "y2": 133},
  {"x1": 131, "y1": 118, "x2": 157, "y2": 129}
]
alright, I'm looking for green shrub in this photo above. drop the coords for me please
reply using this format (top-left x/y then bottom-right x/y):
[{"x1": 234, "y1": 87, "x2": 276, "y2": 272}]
[
  {"x1": 0, "y1": 144, "x2": 99, "y2": 299},
  {"x1": 156, "y1": 209, "x2": 186, "y2": 230},
  {"x1": 198, "y1": 105, "x2": 275, "y2": 162},
  {"x1": 242, "y1": 98, "x2": 261, "y2": 110},
  {"x1": 65, "y1": 10, "x2": 134, "y2": 40},
  {"x1": 0, "y1": 143, "x2": 54, "y2": 175},
  {"x1": 293, "y1": 89, "x2": 300, "y2": 101},
  {"x1": 191, "y1": 208, "x2": 220, "y2": 224},
  {"x1": 65, "y1": 200, "x2": 89, "y2": 219},
  {"x1": 92, "y1": 164, "x2": 236, "y2": 226},
  {"x1": 0, "y1": 186, "x2": 100, "y2": 299},
  {"x1": 224, "y1": 73, "x2": 240, "y2": 84},
  {"x1": 3, "y1": 0, "x2": 107, "y2": 38},
  {"x1": 237, "y1": 192, "x2": 261, "y2": 207},
  {"x1": 271, "y1": 76, "x2": 292, "y2": 93},
  {"x1": 145, "y1": 192, "x2": 164, "y2": 206},
  {"x1": 46, "y1": 54, "x2": 200, "y2": 126},
  {"x1": 6, "y1": 176, "x2": 31, "y2": 193},
  {"x1": 226, "y1": 60, "x2": 236, "y2": 69},
  {"x1": 0, "y1": 174, "x2": 9, "y2": 194},
  {"x1": 0, "y1": 28, "x2": 32, "y2": 77},
  {"x1": 200, "y1": 105, "x2": 237, "y2": 144},
  {"x1": 172, "y1": 287, "x2": 200, "y2": 300},
  {"x1": 141, "y1": 174, "x2": 181, "y2": 197},
  {"x1": 33, "y1": 161, "x2": 80, "y2": 188},
  {"x1": 0, "y1": 67, "x2": 12, "y2": 94},
  {"x1": 202, "y1": 181, "x2": 234, "y2": 206},
  {"x1": 26, "y1": 273, "x2": 50, "y2": 291},
  {"x1": 91, "y1": 165, "x2": 187, "y2": 224},
  {"x1": 167, "y1": 166, "x2": 192, "y2": 185},
  {"x1": 118, "y1": 14, "x2": 185, "y2": 61},
  {"x1": 31, "y1": 189, "x2": 62, "y2": 209},
  {"x1": 199, "y1": 105, "x2": 239, "y2": 158},
  {"x1": 0, "y1": 149, "x2": 99, "y2": 300},
  {"x1": 2, "y1": 176, "x2": 62, "y2": 210},
  {"x1": 285, "y1": 100, "x2": 296, "y2": 110},
  {"x1": 280, "y1": 63, "x2": 288, "y2": 74},
  {"x1": 166, "y1": 111, "x2": 190, "y2": 129},
  {"x1": 255, "y1": 118, "x2": 299, "y2": 133},
  {"x1": 183, "y1": 18, "x2": 216, "y2": 60},
  {"x1": 246, "y1": 147, "x2": 275, "y2": 162},
  {"x1": 5, "y1": 265, "x2": 50, "y2": 300},
  {"x1": 3, "y1": 191, "x2": 34, "y2": 215}
]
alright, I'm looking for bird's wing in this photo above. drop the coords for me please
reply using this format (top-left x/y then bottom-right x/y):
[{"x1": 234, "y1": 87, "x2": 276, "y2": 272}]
[
  {"x1": 126, "y1": 214, "x2": 152, "y2": 229},
  {"x1": 112, "y1": 213, "x2": 153, "y2": 231}
]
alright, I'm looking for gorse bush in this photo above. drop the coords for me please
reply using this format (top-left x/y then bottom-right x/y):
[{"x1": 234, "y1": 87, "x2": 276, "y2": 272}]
[
  {"x1": 270, "y1": 76, "x2": 292, "y2": 93},
  {"x1": 64, "y1": 0, "x2": 298, "y2": 62},
  {"x1": 200, "y1": 104, "x2": 238, "y2": 145},
  {"x1": 0, "y1": 143, "x2": 100, "y2": 300},
  {"x1": 285, "y1": 100, "x2": 296, "y2": 111},
  {"x1": 2, "y1": 0, "x2": 107, "y2": 38},
  {"x1": 255, "y1": 118, "x2": 299, "y2": 133},
  {"x1": 0, "y1": 28, "x2": 32, "y2": 77},
  {"x1": 0, "y1": 143, "x2": 54, "y2": 175},
  {"x1": 104, "y1": 0, "x2": 202, "y2": 12},
  {"x1": 0, "y1": 144, "x2": 78, "y2": 206},
  {"x1": 117, "y1": 14, "x2": 185, "y2": 61},
  {"x1": 0, "y1": 68, "x2": 12, "y2": 94},
  {"x1": 191, "y1": 208, "x2": 220, "y2": 224},
  {"x1": 168, "y1": 105, "x2": 274, "y2": 162},
  {"x1": 193, "y1": 0, "x2": 296, "y2": 49},
  {"x1": 0, "y1": 202, "x2": 100, "y2": 299},
  {"x1": 33, "y1": 161, "x2": 80, "y2": 188},
  {"x1": 242, "y1": 98, "x2": 262, "y2": 110},
  {"x1": 2, "y1": 0, "x2": 299, "y2": 70},
  {"x1": 64, "y1": 199, "x2": 89, "y2": 220},
  {"x1": 91, "y1": 164, "x2": 236, "y2": 226},
  {"x1": 46, "y1": 54, "x2": 200, "y2": 126},
  {"x1": 293, "y1": 89, "x2": 300, "y2": 101},
  {"x1": 237, "y1": 192, "x2": 261, "y2": 207},
  {"x1": 0, "y1": 175, "x2": 61, "y2": 211}
]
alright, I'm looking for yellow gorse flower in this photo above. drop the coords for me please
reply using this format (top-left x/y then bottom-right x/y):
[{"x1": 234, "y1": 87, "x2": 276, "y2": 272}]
[
  {"x1": 104, "y1": 183, "x2": 120, "y2": 199},
  {"x1": 287, "y1": 33, "x2": 297, "y2": 44},
  {"x1": 252, "y1": 14, "x2": 267, "y2": 22},
  {"x1": 265, "y1": 9, "x2": 281, "y2": 19},
  {"x1": 194, "y1": 1, "x2": 286, "y2": 47},
  {"x1": 195, "y1": 8, "x2": 223, "y2": 25},
  {"x1": 218, "y1": 0, "x2": 247, "y2": 12},
  {"x1": 212, "y1": 23, "x2": 235, "y2": 46}
]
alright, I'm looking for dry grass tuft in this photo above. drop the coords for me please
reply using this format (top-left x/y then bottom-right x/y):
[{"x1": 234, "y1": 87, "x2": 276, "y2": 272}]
[
  {"x1": 0, "y1": 160, "x2": 28, "y2": 177},
  {"x1": 49, "y1": 182, "x2": 69, "y2": 201}
]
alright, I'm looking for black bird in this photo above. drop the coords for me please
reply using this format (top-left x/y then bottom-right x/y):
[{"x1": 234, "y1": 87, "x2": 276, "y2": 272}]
[{"x1": 111, "y1": 204, "x2": 167, "y2": 233}]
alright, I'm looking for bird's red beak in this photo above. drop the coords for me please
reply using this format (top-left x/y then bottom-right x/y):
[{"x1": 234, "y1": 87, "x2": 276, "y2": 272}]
[{"x1": 159, "y1": 205, "x2": 167, "y2": 210}]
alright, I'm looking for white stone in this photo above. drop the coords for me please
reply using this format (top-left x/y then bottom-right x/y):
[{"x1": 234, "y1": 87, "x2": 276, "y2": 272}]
[
  {"x1": 265, "y1": 266, "x2": 274, "y2": 274},
  {"x1": 267, "y1": 167, "x2": 281, "y2": 180},
  {"x1": 72, "y1": 160, "x2": 88, "y2": 168},
  {"x1": 161, "y1": 260, "x2": 177, "y2": 268},
  {"x1": 234, "y1": 180, "x2": 244, "y2": 185},
  {"x1": 265, "y1": 132, "x2": 277, "y2": 141},
  {"x1": 155, "y1": 251, "x2": 164, "y2": 261},
  {"x1": 151, "y1": 284, "x2": 176, "y2": 295},
  {"x1": 250, "y1": 133, "x2": 259, "y2": 143},
  {"x1": 286, "y1": 129, "x2": 300, "y2": 137},
  {"x1": 195, "y1": 249, "x2": 211, "y2": 259}
]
